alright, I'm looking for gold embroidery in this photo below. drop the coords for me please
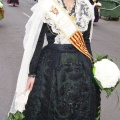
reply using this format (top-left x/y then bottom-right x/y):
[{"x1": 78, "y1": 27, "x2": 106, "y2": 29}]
[{"x1": 51, "y1": 6, "x2": 59, "y2": 15}]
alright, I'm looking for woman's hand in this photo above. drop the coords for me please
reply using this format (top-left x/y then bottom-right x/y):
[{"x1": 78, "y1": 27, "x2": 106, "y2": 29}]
[{"x1": 26, "y1": 77, "x2": 35, "y2": 91}]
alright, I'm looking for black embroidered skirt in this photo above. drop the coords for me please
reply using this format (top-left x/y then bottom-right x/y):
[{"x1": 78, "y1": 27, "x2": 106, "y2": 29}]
[{"x1": 23, "y1": 44, "x2": 100, "y2": 120}]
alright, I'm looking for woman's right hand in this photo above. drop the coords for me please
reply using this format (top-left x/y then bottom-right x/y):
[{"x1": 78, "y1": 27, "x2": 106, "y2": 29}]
[{"x1": 26, "y1": 77, "x2": 35, "y2": 91}]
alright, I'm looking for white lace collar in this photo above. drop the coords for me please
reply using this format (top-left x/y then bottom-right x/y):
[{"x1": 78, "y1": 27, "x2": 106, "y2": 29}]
[
  {"x1": 44, "y1": 0, "x2": 93, "y2": 33},
  {"x1": 75, "y1": 0, "x2": 92, "y2": 31}
]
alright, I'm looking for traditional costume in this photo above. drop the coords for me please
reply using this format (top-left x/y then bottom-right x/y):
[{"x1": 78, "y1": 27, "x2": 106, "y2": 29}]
[{"x1": 9, "y1": 0, "x2": 101, "y2": 119}]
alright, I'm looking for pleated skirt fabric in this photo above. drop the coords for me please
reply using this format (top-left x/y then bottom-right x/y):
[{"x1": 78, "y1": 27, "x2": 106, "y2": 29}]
[{"x1": 23, "y1": 44, "x2": 100, "y2": 120}]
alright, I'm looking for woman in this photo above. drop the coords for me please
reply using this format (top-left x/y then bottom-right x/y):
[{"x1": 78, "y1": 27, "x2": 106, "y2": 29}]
[
  {"x1": 89, "y1": 0, "x2": 101, "y2": 22},
  {"x1": 9, "y1": 0, "x2": 101, "y2": 119},
  {"x1": 7, "y1": 0, "x2": 19, "y2": 6}
]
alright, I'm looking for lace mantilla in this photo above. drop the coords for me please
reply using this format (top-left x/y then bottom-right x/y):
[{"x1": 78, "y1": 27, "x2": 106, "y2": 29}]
[
  {"x1": 44, "y1": 0, "x2": 93, "y2": 44},
  {"x1": 75, "y1": 0, "x2": 92, "y2": 31}
]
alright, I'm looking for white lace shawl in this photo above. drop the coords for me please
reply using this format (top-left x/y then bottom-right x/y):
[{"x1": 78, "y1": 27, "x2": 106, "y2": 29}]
[{"x1": 9, "y1": 0, "x2": 94, "y2": 114}]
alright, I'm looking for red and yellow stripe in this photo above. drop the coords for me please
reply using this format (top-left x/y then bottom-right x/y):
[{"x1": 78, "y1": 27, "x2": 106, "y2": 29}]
[{"x1": 69, "y1": 31, "x2": 92, "y2": 61}]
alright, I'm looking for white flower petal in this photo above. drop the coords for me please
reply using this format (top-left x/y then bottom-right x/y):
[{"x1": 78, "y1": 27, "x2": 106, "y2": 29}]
[{"x1": 94, "y1": 59, "x2": 120, "y2": 88}]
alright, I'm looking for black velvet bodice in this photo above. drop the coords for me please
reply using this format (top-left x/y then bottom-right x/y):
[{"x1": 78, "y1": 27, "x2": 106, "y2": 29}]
[{"x1": 29, "y1": 22, "x2": 92, "y2": 75}]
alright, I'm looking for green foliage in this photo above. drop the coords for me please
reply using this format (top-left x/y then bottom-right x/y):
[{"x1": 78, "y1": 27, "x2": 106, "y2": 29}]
[
  {"x1": 8, "y1": 111, "x2": 24, "y2": 120},
  {"x1": 95, "y1": 106, "x2": 101, "y2": 120},
  {"x1": 93, "y1": 53, "x2": 108, "y2": 63}
]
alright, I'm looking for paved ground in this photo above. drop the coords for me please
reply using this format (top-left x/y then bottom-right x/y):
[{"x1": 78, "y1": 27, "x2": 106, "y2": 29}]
[
  {"x1": 92, "y1": 19, "x2": 120, "y2": 120},
  {"x1": 0, "y1": 0, "x2": 120, "y2": 120}
]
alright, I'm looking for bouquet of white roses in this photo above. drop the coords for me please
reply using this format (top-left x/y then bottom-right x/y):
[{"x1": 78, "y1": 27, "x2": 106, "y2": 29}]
[
  {"x1": 93, "y1": 54, "x2": 120, "y2": 98},
  {"x1": 92, "y1": 54, "x2": 120, "y2": 120}
]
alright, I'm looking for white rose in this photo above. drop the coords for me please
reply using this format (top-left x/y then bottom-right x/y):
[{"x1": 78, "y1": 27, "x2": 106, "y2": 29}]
[
  {"x1": 15, "y1": 90, "x2": 30, "y2": 112},
  {"x1": 94, "y1": 59, "x2": 120, "y2": 88},
  {"x1": 0, "y1": 2, "x2": 3, "y2": 8}
]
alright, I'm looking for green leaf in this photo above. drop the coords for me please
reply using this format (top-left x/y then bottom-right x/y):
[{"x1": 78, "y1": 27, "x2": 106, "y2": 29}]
[
  {"x1": 92, "y1": 66, "x2": 96, "y2": 74},
  {"x1": 104, "y1": 88, "x2": 112, "y2": 98},
  {"x1": 92, "y1": 76, "x2": 104, "y2": 91},
  {"x1": 93, "y1": 52, "x2": 109, "y2": 63},
  {"x1": 95, "y1": 106, "x2": 101, "y2": 120},
  {"x1": 8, "y1": 111, "x2": 25, "y2": 120},
  {"x1": 96, "y1": 79, "x2": 104, "y2": 90},
  {"x1": 104, "y1": 81, "x2": 120, "y2": 98}
]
